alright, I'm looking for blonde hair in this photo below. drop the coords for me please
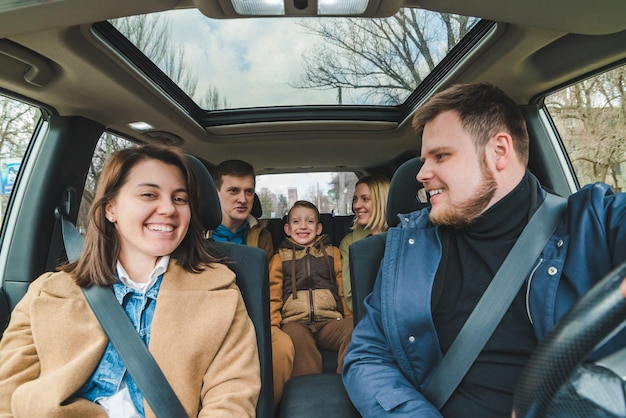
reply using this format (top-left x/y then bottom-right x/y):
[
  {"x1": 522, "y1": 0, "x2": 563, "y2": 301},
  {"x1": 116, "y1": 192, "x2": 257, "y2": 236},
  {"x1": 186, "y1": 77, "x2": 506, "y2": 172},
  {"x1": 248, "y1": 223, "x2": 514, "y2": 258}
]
[{"x1": 352, "y1": 175, "x2": 390, "y2": 233}]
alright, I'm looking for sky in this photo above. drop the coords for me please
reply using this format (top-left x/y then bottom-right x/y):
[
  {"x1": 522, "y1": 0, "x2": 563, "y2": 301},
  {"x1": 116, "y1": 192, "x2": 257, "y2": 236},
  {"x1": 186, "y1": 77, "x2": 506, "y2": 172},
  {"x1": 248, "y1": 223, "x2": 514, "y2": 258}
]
[
  {"x1": 122, "y1": 8, "x2": 474, "y2": 110},
  {"x1": 256, "y1": 172, "x2": 334, "y2": 197},
  {"x1": 167, "y1": 9, "x2": 339, "y2": 109}
]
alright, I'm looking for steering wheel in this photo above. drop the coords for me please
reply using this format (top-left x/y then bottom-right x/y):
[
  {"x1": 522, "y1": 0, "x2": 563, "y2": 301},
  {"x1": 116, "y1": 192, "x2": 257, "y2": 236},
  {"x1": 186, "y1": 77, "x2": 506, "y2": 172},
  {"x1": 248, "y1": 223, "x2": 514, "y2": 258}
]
[{"x1": 513, "y1": 260, "x2": 626, "y2": 418}]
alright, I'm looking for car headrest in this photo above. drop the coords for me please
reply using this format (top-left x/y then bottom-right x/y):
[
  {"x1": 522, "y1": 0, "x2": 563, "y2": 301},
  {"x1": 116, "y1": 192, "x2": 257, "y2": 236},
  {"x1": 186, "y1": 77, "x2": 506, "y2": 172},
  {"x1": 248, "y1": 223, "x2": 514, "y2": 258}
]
[
  {"x1": 252, "y1": 193, "x2": 263, "y2": 219},
  {"x1": 386, "y1": 157, "x2": 429, "y2": 227},
  {"x1": 185, "y1": 154, "x2": 222, "y2": 231}
]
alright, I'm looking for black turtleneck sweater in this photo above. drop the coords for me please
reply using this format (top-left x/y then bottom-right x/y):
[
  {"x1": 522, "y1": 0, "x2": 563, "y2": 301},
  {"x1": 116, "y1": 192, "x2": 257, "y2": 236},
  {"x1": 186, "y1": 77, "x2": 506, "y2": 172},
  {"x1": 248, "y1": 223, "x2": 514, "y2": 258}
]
[{"x1": 432, "y1": 172, "x2": 540, "y2": 418}]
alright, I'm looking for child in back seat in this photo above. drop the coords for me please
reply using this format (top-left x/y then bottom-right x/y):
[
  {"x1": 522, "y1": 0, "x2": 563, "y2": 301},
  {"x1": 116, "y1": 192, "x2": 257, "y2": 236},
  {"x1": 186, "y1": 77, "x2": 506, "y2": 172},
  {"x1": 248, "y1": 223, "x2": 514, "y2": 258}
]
[{"x1": 269, "y1": 200, "x2": 353, "y2": 377}]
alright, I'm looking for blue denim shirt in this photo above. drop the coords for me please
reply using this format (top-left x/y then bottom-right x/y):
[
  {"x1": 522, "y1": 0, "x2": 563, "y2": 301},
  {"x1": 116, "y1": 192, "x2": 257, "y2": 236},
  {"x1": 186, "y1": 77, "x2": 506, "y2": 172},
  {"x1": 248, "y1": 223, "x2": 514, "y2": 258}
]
[{"x1": 77, "y1": 263, "x2": 166, "y2": 416}]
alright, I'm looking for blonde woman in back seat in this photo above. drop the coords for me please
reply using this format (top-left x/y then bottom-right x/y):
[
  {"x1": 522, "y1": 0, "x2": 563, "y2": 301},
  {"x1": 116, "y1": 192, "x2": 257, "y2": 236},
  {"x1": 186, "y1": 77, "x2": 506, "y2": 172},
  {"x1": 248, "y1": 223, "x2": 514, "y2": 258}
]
[{"x1": 339, "y1": 175, "x2": 390, "y2": 311}]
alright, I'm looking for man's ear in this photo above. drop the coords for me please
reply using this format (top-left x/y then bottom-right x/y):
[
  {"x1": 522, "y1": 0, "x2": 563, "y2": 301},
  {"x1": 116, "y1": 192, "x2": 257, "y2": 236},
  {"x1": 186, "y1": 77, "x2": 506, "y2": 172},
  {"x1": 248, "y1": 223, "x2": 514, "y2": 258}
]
[
  {"x1": 493, "y1": 132, "x2": 514, "y2": 171},
  {"x1": 316, "y1": 222, "x2": 323, "y2": 236},
  {"x1": 284, "y1": 223, "x2": 291, "y2": 237}
]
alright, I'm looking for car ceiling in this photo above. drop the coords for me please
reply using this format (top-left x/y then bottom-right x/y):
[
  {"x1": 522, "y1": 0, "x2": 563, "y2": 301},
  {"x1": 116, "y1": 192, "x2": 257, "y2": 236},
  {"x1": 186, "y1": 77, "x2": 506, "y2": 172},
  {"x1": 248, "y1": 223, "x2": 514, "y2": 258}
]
[{"x1": 0, "y1": 0, "x2": 625, "y2": 174}]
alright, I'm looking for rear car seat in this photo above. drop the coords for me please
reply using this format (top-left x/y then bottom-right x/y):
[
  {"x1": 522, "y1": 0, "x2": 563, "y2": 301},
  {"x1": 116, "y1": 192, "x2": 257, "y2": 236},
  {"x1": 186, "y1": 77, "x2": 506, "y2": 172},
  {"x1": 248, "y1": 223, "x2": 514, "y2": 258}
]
[
  {"x1": 262, "y1": 214, "x2": 354, "y2": 250},
  {"x1": 261, "y1": 212, "x2": 355, "y2": 374},
  {"x1": 280, "y1": 157, "x2": 429, "y2": 418}
]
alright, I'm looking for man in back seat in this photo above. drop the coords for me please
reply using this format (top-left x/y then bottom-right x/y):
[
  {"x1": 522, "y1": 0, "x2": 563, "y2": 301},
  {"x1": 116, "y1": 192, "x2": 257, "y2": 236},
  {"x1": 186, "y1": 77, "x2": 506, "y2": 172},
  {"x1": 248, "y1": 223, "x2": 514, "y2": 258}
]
[
  {"x1": 209, "y1": 159, "x2": 294, "y2": 407},
  {"x1": 209, "y1": 159, "x2": 274, "y2": 259}
]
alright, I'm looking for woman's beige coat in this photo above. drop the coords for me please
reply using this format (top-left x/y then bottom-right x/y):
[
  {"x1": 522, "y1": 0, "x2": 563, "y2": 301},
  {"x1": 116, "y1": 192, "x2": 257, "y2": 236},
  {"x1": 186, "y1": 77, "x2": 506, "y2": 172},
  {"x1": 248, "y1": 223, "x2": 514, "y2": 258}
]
[{"x1": 0, "y1": 261, "x2": 260, "y2": 418}]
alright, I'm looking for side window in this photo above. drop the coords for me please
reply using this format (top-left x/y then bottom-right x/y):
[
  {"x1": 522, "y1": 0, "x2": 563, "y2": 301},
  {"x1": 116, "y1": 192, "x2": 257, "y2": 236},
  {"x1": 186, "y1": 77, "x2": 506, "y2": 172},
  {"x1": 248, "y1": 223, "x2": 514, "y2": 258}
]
[
  {"x1": 0, "y1": 94, "x2": 42, "y2": 227},
  {"x1": 545, "y1": 65, "x2": 626, "y2": 191},
  {"x1": 76, "y1": 133, "x2": 135, "y2": 233}
]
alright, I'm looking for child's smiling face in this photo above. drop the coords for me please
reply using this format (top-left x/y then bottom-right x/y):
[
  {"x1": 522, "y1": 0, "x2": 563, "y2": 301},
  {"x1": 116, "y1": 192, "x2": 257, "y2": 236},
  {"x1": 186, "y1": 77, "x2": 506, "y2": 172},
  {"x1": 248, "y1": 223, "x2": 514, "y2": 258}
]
[{"x1": 284, "y1": 206, "x2": 322, "y2": 246}]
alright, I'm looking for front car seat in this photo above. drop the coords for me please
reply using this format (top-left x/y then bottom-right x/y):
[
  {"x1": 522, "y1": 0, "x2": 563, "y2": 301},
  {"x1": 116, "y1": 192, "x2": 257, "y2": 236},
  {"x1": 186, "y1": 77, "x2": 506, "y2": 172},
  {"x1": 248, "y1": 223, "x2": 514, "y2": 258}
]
[
  {"x1": 349, "y1": 157, "x2": 428, "y2": 325},
  {"x1": 186, "y1": 155, "x2": 275, "y2": 418}
]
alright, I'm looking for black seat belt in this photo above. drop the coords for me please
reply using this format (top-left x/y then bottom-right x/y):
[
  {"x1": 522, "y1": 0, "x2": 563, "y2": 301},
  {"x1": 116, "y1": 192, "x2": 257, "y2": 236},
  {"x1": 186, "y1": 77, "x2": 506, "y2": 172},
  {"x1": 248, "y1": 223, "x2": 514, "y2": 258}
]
[
  {"x1": 422, "y1": 193, "x2": 567, "y2": 409},
  {"x1": 60, "y1": 213, "x2": 84, "y2": 264},
  {"x1": 81, "y1": 285, "x2": 188, "y2": 418},
  {"x1": 59, "y1": 214, "x2": 187, "y2": 418}
]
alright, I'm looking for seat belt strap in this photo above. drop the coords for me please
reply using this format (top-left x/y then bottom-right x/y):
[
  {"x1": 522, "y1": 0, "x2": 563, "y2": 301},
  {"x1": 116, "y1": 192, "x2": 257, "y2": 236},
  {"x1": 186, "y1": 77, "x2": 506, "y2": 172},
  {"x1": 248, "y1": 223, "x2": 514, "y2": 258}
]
[
  {"x1": 423, "y1": 193, "x2": 567, "y2": 409},
  {"x1": 60, "y1": 214, "x2": 187, "y2": 418},
  {"x1": 81, "y1": 285, "x2": 188, "y2": 418},
  {"x1": 60, "y1": 215, "x2": 84, "y2": 263}
]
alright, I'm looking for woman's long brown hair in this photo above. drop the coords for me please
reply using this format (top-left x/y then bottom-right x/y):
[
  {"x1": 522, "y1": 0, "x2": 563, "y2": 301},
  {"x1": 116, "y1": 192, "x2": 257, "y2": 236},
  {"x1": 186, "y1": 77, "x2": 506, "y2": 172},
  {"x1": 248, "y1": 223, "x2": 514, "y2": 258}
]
[{"x1": 63, "y1": 144, "x2": 224, "y2": 287}]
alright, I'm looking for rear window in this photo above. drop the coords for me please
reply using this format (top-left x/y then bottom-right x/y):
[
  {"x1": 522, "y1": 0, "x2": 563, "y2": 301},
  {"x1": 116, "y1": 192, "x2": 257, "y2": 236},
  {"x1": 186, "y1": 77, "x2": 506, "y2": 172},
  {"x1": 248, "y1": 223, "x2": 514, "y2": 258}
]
[{"x1": 256, "y1": 172, "x2": 359, "y2": 218}]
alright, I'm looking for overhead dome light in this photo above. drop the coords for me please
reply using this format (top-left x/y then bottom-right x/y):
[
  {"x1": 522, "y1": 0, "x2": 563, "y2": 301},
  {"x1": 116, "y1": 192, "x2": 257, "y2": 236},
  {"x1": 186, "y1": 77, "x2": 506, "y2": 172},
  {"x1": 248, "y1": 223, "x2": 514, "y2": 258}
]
[
  {"x1": 318, "y1": 0, "x2": 368, "y2": 15},
  {"x1": 128, "y1": 121, "x2": 154, "y2": 131},
  {"x1": 230, "y1": 0, "x2": 369, "y2": 15},
  {"x1": 232, "y1": 0, "x2": 285, "y2": 15}
]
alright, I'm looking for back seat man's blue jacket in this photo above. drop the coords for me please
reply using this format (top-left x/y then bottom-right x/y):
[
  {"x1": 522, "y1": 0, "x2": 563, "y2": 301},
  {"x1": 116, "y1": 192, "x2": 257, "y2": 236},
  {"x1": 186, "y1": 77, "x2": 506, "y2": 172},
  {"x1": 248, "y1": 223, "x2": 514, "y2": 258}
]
[{"x1": 343, "y1": 180, "x2": 626, "y2": 417}]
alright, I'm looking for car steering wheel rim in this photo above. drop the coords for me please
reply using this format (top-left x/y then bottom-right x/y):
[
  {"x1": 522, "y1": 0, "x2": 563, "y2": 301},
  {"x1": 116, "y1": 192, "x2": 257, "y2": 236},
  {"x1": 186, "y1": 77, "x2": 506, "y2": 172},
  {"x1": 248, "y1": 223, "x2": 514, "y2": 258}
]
[{"x1": 513, "y1": 260, "x2": 626, "y2": 418}]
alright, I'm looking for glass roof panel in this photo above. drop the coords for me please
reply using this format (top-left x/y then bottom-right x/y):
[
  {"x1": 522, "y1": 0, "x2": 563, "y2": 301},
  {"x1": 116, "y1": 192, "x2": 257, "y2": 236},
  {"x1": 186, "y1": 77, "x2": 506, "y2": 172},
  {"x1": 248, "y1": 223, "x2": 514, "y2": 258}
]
[{"x1": 109, "y1": 8, "x2": 478, "y2": 110}]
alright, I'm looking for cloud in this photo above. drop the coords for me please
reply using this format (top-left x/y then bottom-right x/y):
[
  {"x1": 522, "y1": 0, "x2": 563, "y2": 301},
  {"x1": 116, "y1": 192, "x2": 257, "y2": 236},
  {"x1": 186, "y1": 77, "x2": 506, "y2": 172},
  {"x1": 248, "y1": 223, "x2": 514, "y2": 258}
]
[
  {"x1": 257, "y1": 172, "x2": 333, "y2": 197},
  {"x1": 167, "y1": 9, "x2": 337, "y2": 108}
]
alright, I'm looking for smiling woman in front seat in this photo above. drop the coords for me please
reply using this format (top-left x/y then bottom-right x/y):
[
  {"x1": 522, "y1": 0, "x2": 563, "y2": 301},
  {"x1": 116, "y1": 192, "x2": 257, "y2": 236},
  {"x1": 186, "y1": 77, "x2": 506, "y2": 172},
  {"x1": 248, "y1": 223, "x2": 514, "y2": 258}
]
[{"x1": 0, "y1": 144, "x2": 260, "y2": 418}]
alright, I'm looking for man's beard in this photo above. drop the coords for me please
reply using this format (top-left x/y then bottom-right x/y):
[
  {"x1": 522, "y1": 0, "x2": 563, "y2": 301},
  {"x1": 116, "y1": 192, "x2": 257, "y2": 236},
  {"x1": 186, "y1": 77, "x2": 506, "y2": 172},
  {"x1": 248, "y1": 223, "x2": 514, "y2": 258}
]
[{"x1": 430, "y1": 163, "x2": 497, "y2": 229}]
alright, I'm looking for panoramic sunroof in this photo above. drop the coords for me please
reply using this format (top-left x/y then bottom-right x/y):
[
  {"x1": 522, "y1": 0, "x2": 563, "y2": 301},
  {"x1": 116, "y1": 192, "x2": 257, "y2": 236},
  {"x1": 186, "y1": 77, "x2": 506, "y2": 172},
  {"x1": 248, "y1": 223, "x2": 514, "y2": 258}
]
[{"x1": 109, "y1": 8, "x2": 479, "y2": 111}]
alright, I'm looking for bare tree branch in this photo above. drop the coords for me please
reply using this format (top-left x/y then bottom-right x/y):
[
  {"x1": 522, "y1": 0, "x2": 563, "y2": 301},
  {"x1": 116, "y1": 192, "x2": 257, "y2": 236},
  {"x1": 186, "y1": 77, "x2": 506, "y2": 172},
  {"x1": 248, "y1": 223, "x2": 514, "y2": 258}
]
[
  {"x1": 547, "y1": 66, "x2": 626, "y2": 189},
  {"x1": 293, "y1": 10, "x2": 478, "y2": 105},
  {"x1": 112, "y1": 14, "x2": 228, "y2": 109}
]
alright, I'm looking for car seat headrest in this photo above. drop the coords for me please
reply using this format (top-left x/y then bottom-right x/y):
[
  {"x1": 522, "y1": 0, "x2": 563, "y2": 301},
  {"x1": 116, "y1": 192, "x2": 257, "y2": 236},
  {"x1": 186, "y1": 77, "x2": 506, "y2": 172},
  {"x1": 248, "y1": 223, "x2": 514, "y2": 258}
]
[
  {"x1": 252, "y1": 193, "x2": 263, "y2": 219},
  {"x1": 386, "y1": 157, "x2": 429, "y2": 227},
  {"x1": 185, "y1": 154, "x2": 222, "y2": 231}
]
